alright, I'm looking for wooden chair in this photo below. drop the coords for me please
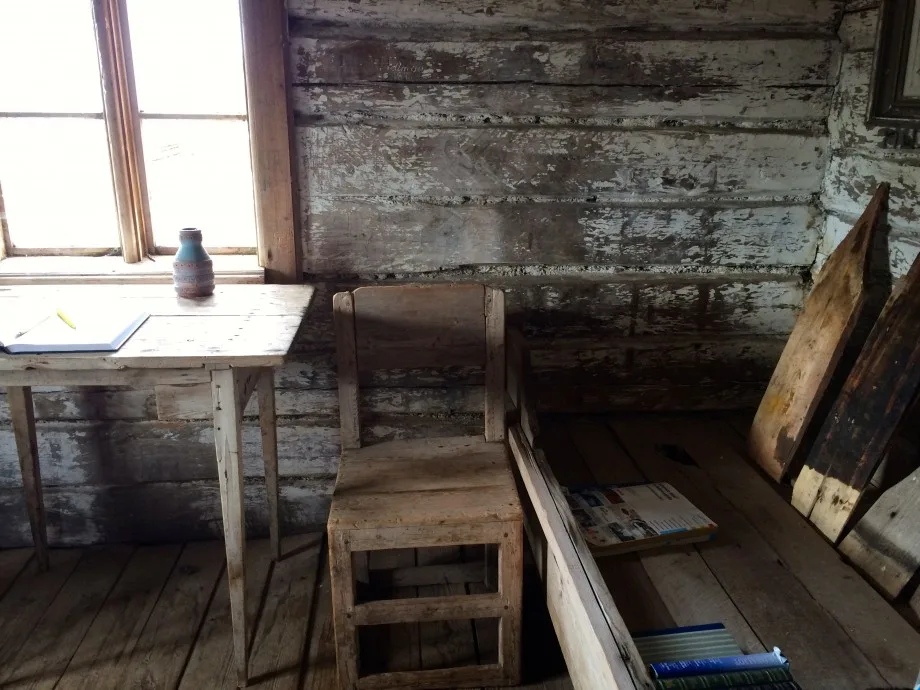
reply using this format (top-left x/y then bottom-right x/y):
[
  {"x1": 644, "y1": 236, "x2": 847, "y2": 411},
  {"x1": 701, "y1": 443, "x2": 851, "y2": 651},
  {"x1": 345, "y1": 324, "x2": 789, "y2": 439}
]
[{"x1": 328, "y1": 284, "x2": 523, "y2": 689}]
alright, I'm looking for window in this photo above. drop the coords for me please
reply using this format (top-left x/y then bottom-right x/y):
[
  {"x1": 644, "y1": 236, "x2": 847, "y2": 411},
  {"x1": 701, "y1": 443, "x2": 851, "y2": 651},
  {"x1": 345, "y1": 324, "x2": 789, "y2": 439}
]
[{"x1": 0, "y1": 0, "x2": 300, "y2": 281}]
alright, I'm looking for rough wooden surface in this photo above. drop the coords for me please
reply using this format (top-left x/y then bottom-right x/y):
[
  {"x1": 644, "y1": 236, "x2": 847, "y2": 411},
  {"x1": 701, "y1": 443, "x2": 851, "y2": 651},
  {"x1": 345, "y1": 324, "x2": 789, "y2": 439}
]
[
  {"x1": 749, "y1": 185, "x2": 887, "y2": 481},
  {"x1": 793, "y1": 253, "x2": 920, "y2": 542},
  {"x1": 839, "y1": 468, "x2": 920, "y2": 600},
  {"x1": 819, "y1": 3, "x2": 920, "y2": 280},
  {"x1": 0, "y1": 0, "x2": 845, "y2": 545},
  {"x1": 287, "y1": 0, "x2": 842, "y2": 33},
  {"x1": 610, "y1": 416, "x2": 895, "y2": 690}
]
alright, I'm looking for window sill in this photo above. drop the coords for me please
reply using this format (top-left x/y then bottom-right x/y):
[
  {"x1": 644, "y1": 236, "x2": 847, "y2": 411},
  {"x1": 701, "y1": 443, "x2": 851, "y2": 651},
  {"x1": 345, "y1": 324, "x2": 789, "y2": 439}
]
[{"x1": 0, "y1": 255, "x2": 264, "y2": 286}]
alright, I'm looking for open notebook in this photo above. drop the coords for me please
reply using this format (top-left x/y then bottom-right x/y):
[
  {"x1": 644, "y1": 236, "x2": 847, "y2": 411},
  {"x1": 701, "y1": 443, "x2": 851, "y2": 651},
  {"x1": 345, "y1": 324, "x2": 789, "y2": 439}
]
[{"x1": 0, "y1": 308, "x2": 149, "y2": 354}]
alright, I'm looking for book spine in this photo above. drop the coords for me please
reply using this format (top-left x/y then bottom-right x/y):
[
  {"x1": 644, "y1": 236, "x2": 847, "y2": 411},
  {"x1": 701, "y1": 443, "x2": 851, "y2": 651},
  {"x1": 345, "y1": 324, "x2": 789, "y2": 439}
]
[
  {"x1": 654, "y1": 667, "x2": 795, "y2": 689},
  {"x1": 726, "y1": 683, "x2": 801, "y2": 690},
  {"x1": 650, "y1": 649, "x2": 788, "y2": 679}
]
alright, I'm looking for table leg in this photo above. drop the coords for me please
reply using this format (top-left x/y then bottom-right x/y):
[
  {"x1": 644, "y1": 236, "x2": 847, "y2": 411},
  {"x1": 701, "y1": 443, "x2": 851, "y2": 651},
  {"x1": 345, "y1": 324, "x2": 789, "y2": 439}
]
[
  {"x1": 257, "y1": 368, "x2": 281, "y2": 561},
  {"x1": 6, "y1": 386, "x2": 48, "y2": 571},
  {"x1": 211, "y1": 369, "x2": 248, "y2": 687}
]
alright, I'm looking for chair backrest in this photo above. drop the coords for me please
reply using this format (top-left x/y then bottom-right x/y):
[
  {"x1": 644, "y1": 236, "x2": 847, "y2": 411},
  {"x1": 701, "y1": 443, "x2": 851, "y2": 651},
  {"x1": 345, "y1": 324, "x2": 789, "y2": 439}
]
[{"x1": 333, "y1": 284, "x2": 505, "y2": 449}]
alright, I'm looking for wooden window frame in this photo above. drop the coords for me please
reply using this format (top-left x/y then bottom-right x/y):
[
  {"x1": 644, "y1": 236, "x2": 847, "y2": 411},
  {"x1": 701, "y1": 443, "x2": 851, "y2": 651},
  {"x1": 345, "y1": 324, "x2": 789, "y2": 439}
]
[{"x1": 0, "y1": 0, "x2": 301, "y2": 284}]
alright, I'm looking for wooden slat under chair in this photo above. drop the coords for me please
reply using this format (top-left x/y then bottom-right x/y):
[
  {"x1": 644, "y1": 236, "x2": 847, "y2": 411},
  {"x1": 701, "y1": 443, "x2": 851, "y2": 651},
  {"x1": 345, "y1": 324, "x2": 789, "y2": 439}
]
[{"x1": 327, "y1": 284, "x2": 523, "y2": 690}]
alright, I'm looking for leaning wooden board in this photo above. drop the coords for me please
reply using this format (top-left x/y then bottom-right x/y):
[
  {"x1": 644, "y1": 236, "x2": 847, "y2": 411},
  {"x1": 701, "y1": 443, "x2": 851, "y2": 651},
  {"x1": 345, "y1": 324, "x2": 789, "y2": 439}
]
[
  {"x1": 748, "y1": 184, "x2": 888, "y2": 482},
  {"x1": 793, "y1": 250, "x2": 920, "y2": 542}
]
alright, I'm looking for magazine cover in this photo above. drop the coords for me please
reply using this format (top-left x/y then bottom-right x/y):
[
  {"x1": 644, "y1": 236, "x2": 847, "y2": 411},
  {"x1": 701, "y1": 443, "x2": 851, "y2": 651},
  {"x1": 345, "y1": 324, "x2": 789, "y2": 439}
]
[{"x1": 563, "y1": 482, "x2": 717, "y2": 556}]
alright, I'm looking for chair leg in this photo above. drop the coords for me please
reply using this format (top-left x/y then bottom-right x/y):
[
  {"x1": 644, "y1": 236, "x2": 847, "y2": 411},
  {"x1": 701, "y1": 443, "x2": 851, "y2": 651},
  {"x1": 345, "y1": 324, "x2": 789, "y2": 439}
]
[
  {"x1": 329, "y1": 529, "x2": 360, "y2": 689},
  {"x1": 498, "y1": 520, "x2": 524, "y2": 685}
]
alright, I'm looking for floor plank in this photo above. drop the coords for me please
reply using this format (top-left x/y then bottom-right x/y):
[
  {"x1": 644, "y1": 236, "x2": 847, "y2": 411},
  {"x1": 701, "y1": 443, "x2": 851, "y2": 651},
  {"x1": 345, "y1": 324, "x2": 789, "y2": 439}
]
[
  {"x1": 673, "y1": 416, "x2": 920, "y2": 688},
  {"x1": 57, "y1": 545, "x2": 182, "y2": 690},
  {"x1": 0, "y1": 548, "x2": 33, "y2": 599},
  {"x1": 247, "y1": 533, "x2": 323, "y2": 689},
  {"x1": 611, "y1": 415, "x2": 889, "y2": 690},
  {"x1": 1, "y1": 546, "x2": 133, "y2": 689},
  {"x1": 118, "y1": 540, "x2": 225, "y2": 689},
  {"x1": 178, "y1": 539, "x2": 275, "y2": 689},
  {"x1": 302, "y1": 557, "x2": 338, "y2": 690},
  {"x1": 565, "y1": 417, "x2": 763, "y2": 652},
  {"x1": 0, "y1": 549, "x2": 84, "y2": 672}
]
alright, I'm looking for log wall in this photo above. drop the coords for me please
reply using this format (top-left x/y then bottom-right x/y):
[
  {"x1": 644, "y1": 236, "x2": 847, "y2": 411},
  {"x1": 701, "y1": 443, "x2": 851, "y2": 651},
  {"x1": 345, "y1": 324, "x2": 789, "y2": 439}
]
[
  {"x1": 0, "y1": 0, "x2": 841, "y2": 545},
  {"x1": 818, "y1": 0, "x2": 920, "y2": 277}
]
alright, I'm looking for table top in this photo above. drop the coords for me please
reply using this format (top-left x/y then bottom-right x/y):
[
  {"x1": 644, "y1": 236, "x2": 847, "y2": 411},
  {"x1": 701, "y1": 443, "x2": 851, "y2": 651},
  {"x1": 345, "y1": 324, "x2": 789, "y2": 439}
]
[{"x1": 0, "y1": 284, "x2": 315, "y2": 371}]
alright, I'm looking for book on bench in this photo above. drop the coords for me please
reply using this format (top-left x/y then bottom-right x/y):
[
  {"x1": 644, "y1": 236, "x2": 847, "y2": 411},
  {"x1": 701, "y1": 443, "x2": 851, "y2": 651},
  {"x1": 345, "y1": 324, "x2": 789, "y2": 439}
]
[
  {"x1": 563, "y1": 481, "x2": 717, "y2": 556},
  {"x1": 0, "y1": 308, "x2": 149, "y2": 354}
]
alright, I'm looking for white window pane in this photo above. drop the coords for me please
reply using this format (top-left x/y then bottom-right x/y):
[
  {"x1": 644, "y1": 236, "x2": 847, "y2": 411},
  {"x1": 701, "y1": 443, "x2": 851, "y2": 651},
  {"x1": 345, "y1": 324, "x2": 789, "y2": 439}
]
[
  {"x1": 0, "y1": 118, "x2": 119, "y2": 249},
  {"x1": 142, "y1": 119, "x2": 256, "y2": 248},
  {"x1": 127, "y1": 0, "x2": 247, "y2": 115},
  {"x1": 0, "y1": 1, "x2": 103, "y2": 113}
]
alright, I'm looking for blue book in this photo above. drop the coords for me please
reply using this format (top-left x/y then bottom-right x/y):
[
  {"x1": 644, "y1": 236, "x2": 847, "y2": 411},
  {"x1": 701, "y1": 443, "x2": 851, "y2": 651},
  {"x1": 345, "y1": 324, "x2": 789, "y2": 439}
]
[{"x1": 650, "y1": 648, "x2": 788, "y2": 679}]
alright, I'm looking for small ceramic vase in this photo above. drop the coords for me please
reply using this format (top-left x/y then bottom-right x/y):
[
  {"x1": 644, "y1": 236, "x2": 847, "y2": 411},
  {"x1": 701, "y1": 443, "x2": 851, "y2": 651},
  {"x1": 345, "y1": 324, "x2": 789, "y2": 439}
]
[{"x1": 173, "y1": 228, "x2": 215, "y2": 298}]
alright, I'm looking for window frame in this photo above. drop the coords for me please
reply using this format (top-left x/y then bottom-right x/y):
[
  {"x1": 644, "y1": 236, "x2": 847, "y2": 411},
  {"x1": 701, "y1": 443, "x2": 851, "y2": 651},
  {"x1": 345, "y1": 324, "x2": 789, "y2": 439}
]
[{"x1": 0, "y1": 0, "x2": 301, "y2": 284}]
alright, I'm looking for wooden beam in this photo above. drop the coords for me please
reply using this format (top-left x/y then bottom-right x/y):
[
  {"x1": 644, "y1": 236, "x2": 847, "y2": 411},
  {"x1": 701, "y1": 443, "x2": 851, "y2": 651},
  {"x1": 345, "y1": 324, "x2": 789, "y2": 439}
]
[
  {"x1": 239, "y1": 0, "x2": 301, "y2": 284},
  {"x1": 6, "y1": 387, "x2": 48, "y2": 571},
  {"x1": 794, "y1": 250, "x2": 920, "y2": 542},
  {"x1": 507, "y1": 426, "x2": 649, "y2": 690},
  {"x1": 749, "y1": 184, "x2": 887, "y2": 481}
]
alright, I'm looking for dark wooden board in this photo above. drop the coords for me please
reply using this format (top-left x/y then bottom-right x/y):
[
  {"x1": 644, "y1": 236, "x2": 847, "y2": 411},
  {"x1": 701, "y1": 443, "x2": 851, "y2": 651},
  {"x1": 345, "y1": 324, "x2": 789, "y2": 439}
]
[
  {"x1": 749, "y1": 184, "x2": 888, "y2": 481},
  {"x1": 793, "y1": 249, "x2": 920, "y2": 542}
]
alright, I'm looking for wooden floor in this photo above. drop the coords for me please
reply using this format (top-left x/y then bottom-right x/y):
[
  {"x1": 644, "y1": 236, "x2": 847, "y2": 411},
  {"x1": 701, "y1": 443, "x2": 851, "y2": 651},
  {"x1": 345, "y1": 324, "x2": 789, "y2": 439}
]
[
  {"x1": 0, "y1": 534, "x2": 569, "y2": 689},
  {"x1": 545, "y1": 412, "x2": 920, "y2": 690},
  {"x1": 2, "y1": 411, "x2": 919, "y2": 690}
]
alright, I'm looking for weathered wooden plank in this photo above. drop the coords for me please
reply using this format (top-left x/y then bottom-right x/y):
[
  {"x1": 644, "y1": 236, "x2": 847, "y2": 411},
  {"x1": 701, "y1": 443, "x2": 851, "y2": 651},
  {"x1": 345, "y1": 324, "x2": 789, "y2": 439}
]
[
  {"x1": 294, "y1": 84, "x2": 833, "y2": 126},
  {"x1": 672, "y1": 417, "x2": 920, "y2": 688},
  {"x1": 839, "y1": 8, "x2": 878, "y2": 51},
  {"x1": 178, "y1": 540, "x2": 274, "y2": 689},
  {"x1": 303, "y1": 559, "x2": 338, "y2": 690},
  {"x1": 839, "y1": 468, "x2": 920, "y2": 600},
  {"x1": 562, "y1": 418, "x2": 762, "y2": 651},
  {"x1": 749, "y1": 184, "x2": 886, "y2": 481},
  {"x1": 507, "y1": 277, "x2": 803, "y2": 339},
  {"x1": 794, "y1": 253, "x2": 920, "y2": 542},
  {"x1": 0, "y1": 414, "x2": 481, "y2": 489},
  {"x1": 825, "y1": 52, "x2": 885, "y2": 153},
  {"x1": 118, "y1": 541, "x2": 225, "y2": 689},
  {"x1": 0, "y1": 480, "x2": 332, "y2": 547},
  {"x1": 56, "y1": 545, "x2": 182, "y2": 690},
  {"x1": 287, "y1": 0, "x2": 841, "y2": 33},
  {"x1": 823, "y1": 153, "x2": 920, "y2": 233},
  {"x1": 1, "y1": 385, "x2": 482, "y2": 423},
  {"x1": 529, "y1": 336, "x2": 784, "y2": 382},
  {"x1": 304, "y1": 201, "x2": 820, "y2": 274},
  {"x1": 247, "y1": 533, "x2": 324, "y2": 689},
  {"x1": 611, "y1": 417, "x2": 889, "y2": 690},
  {"x1": 820, "y1": 212, "x2": 920, "y2": 279},
  {"x1": 535, "y1": 381, "x2": 767, "y2": 413},
  {"x1": 506, "y1": 426, "x2": 650, "y2": 690},
  {"x1": 0, "y1": 549, "x2": 84, "y2": 672},
  {"x1": 293, "y1": 38, "x2": 835, "y2": 86},
  {"x1": 0, "y1": 545, "x2": 134, "y2": 689},
  {"x1": 302, "y1": 126, "x2": 828, "y2": 198},
  {"x1": 0, "y1": 547, "x2": 32, "y2": 598}
]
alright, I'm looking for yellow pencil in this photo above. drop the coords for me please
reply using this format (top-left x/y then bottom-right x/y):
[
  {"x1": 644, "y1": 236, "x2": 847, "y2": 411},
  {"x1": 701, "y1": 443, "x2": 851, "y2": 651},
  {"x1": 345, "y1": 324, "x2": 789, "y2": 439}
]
[{"x1": 56, "y1": 308, "x2": 77, "y2": 329}]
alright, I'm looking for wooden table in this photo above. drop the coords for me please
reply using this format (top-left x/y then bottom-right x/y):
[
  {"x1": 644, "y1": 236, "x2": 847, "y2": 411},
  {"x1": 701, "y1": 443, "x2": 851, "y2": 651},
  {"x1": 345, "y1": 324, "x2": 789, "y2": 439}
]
[{"x1": 0, "y1": 284, "x2": 315, "y2": 687}]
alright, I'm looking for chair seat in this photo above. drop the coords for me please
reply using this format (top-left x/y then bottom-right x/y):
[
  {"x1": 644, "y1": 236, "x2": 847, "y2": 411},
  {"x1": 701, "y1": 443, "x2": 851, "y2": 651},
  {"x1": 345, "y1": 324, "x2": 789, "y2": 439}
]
[{"x1": 328, "y1": 436, "x2": 522, "y2": 530}]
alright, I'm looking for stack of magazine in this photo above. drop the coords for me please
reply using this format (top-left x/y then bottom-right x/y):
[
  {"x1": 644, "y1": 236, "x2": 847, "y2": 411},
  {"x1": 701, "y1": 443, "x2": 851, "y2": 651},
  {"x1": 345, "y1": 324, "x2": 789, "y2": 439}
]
[
  {"x1": 634, "y1": 623, "x2": 801, "y2": 689},
  {"x1": 563, "y1": 481, "x2": 717, "y2": 556}
]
